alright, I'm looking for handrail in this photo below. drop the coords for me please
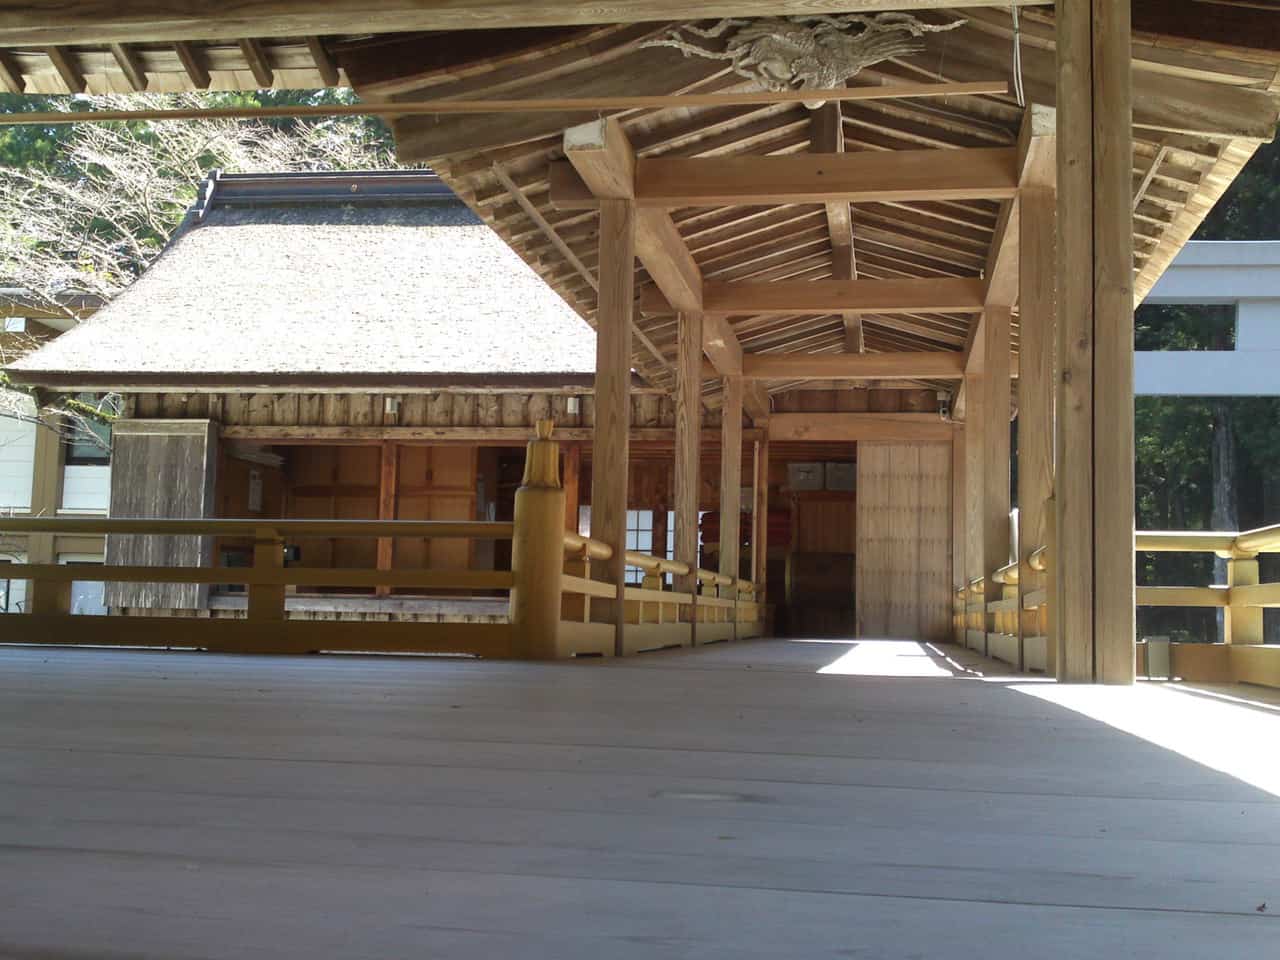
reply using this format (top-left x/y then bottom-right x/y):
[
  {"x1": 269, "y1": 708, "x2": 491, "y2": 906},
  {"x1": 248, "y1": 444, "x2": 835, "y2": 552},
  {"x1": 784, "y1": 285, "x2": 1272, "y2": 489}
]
[
  {"x1": 992, "y1": 560, "x2": 1018, "y2": 585},
  {"x1": 559, "y1": 535, "x2": 757, "y2": 595},
  {"x1": 624, "y1": 551, "x2": 690, "y2": 577},
  {"x1": 1135, "y1": 531, "x2": 1238, "y2": 554},
  {"x1": 0, "y1": 517, "x2": 514, "y2": 539},
  {"x1": 1028, "y1": 545, "x2": 1048, "y2": 572},
  {"x1": 562, "y1": 532, "x2": 613, "y2": 560},
  {"x1": 1234, "y1": 522, "x2": 1280, "y2": 556}
]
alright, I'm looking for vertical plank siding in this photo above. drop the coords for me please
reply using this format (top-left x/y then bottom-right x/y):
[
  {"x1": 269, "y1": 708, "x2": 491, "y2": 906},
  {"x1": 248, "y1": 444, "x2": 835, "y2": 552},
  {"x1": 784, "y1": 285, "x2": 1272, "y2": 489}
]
[
  {"x1": 857, "y1": 442, "x2": 952, "y2": 642},
  {"x1": 104, "y1": 420, "x2": 218, "y2": 610}
]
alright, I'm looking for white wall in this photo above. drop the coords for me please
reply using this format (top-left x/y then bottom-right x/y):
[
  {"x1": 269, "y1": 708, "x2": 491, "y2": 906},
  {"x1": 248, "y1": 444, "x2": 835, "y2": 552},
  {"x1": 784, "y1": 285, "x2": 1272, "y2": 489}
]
[
  {"x1": 1137, "y1": 241, "x2": 1280, "y2": 398},
  {"x1": 0, "y1": 404, "x2": 36, "y2": 512},
  {"x1": 60, "y1": 464, "x2": 111, "y2": 513}
]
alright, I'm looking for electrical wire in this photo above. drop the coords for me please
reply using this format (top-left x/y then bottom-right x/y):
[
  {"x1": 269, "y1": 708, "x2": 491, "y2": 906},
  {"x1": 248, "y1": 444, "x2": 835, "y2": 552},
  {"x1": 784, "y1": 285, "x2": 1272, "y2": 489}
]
[{"x1": 1013, "y1": 4, "x2": 1024, "y2": 108}]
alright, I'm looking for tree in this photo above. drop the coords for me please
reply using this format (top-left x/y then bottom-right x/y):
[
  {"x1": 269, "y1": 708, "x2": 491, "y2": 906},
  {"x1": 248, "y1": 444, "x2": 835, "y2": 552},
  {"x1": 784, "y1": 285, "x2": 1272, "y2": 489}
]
[{"x1": 0, "y1": 91, "x2": 399, "y2": 443}]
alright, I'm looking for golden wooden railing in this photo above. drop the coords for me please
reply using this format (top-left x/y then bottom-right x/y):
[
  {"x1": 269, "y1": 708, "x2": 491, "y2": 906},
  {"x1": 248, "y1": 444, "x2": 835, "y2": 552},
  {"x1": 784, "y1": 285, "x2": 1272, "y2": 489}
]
[
  {"x1": 559, "y1": 531, "x2": 761, "y2": 657},
  {"x1": 0, "y1": 516, "x2": 516, "y2": 657},
  {"x1": 0, "y1": 423, "x2": 765, "y2": 661},
  {"x1": 952, "y1": 511, "x2": 1280, "y2": 688}
]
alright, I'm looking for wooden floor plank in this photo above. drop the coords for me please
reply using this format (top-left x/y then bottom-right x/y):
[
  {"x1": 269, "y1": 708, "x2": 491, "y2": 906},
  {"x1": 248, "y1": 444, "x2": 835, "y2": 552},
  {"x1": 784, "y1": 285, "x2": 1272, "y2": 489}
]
[{"x1": 0, "y1": 639, "x2": 1277, "y2": 958}]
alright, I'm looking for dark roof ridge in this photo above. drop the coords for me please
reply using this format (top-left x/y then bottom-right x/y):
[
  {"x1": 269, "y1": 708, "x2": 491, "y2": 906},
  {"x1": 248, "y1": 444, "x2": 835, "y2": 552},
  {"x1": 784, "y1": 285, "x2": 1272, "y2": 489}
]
[{"x1": 195, "y1": 168, "x2": 452, "y2": 216}]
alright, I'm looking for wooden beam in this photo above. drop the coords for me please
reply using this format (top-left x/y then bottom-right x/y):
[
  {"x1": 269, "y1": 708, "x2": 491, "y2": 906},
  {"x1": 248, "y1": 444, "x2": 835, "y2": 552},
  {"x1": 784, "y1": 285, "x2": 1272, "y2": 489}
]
[
  {"x1": 563, "y1": 442, "x2": 581, "y2": 532},
  {"x1": 590, "y1": 198, "x2": 634, "y2": 655},
  {"x1": 635, "y1": 148, "x2": 1018, "y2": 208},
  {"x1": 981, "y1": 305, "x2": 1011, "y2": 625},
  {"x1": 174, "y1": 41, "x2": 210, "y2": 89},
  {"x1": 306, "y1": 36, "x2": 339, "y2": 87},
  {"x1": 0, "y1": 49, "x2": 24, "y2": 93},
  {"x1": 561, "y1": 119, "x2": 778, "y2": 422},
  {"x1": 767, "y1": 413, "x2": 953, "y2": 443},
  {"x1": 702, "y1": 277, "x2": 985, "y2": 317},
  {"x1": 810, "y1": 104, "x2": 857, "y2": 270},
  {"x1": 44, "y1": 46, "x2": 85, "y2": 93},
  {"x1": 743, "y1": 352, "x2": 964, "y2": 381},
  {"x1": 1017, "y1": 184, "x2": 1056, "y2": 667},
  {"x1": 751, "y1": 437, "x2": 769, "y2": 597},
  {"x1": 956, "y1": 104, "x2": 1057, "y2": 413},
  {"x1": 238, "y1": 38, "x2": 275, "y2": 88},
  {"x1": 674, "y1": 311, "x2": 702, "y2": 598},
  {"x1": 0, "y1": 4, "x2": 1045, "y2": 44},
  {"x1": 1055, "y1": 0, "x2": 1136, "y2": 684},
  {"x1": 109, "y1": 42, "x2": 147, "y2": 91},
  {"x1": 719, "y1": 376, "x2": 744, "y2": 597},
  {"x1": 375, "y1": 440, "x2": 398, "y2": 597},
  {"x1": 221, "y1": 425, "x2": 759, "y2": 444},
  {"x1": 1091, "y1": 0, "x2": 1137, "y2": 685},
  {"x1": 951, "y1": 423, "x2": 967, "y2": 594}
]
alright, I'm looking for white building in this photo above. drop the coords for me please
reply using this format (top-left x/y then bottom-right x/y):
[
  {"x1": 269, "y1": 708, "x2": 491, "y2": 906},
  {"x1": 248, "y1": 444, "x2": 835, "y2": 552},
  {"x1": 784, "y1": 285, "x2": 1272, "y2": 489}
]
[
  {"x1": 1137, "y1": 241, "x2": 1280, "y2": 397},
  {"x1": 1, "y1": 312, "x2": 111, "y2": 615}
]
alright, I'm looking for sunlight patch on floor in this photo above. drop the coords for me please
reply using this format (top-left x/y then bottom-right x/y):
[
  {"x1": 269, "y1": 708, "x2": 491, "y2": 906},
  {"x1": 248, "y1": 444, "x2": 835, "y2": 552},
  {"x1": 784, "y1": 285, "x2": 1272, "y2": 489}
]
[
  {"x1": 1013, "y1": 681, "x2": 1280, "y2": 798},
  {"x1": 813, "y1": 640, "x2": 955, "y2": 678}
]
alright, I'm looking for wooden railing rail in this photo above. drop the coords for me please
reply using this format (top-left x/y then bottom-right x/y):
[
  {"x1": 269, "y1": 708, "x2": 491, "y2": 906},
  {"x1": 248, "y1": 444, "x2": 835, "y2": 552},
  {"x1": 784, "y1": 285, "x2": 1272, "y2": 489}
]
[
  {"x1": 0, "y1": 517, "x2": 513, "y2": 540},
  {"x1": 1, "y1": 423, "x2": 768, "y2": 662},
  {"x1": 956, "y1": 510, "x2": 1280, "y2": 687},
  {"x1": 0, "y1": 515, "x2": 516, "y2": 658}
]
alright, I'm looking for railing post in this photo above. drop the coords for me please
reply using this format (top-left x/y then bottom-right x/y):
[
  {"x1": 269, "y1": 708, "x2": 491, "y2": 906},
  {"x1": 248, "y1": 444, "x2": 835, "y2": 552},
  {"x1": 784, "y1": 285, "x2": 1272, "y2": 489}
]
[
  {"x1": 510, "y1": 420, "x2": 566, "y2": 659},
  {"x1": 247, "y1": 527, "x2": 286, "y2": 623},
  {"x1": 27, "y1": 575, "x2": 70, "y2": 617},
  {"x1": 1225, "y1": 554, "x2": 1263, "y2": 645}
]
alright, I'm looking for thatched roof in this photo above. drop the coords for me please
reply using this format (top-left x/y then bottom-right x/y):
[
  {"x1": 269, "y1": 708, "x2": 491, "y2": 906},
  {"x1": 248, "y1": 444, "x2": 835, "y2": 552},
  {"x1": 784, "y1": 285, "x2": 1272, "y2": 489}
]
[{"x1": 10, "y1": 171, "x2": 599, "y2": 390}]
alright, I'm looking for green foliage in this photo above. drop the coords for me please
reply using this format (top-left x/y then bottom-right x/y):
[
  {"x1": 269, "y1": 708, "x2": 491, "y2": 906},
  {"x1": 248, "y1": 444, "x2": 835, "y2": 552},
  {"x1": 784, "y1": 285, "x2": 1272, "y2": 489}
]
[{"x1": 1134, "y1": 303, "x2": 1235, "y2": 351}]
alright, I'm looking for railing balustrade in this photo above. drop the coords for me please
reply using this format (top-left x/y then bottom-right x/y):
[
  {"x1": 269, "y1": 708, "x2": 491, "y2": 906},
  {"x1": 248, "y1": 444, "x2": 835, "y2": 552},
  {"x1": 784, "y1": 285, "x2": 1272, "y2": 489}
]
[
  {"x1": 0, "y1": 422, "x2": 766, "y2": 660},
  {"x1": 953, "y1": 506, "x2": 1280, "y2": 689}
]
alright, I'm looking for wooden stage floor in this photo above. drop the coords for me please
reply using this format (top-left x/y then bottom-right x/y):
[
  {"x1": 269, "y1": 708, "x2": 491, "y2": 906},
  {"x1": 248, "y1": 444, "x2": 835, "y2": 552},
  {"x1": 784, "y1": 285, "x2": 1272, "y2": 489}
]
[{"x1": 0, "y1": 638, "x2": 1278, "y2": 958}]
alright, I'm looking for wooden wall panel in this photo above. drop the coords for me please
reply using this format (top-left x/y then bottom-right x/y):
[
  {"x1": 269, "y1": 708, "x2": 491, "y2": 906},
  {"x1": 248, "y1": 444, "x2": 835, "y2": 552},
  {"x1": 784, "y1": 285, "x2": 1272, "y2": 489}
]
[
  {"x1": 794, "y1": 500, "x2": 856, "y2": 554},
  {"x1": 104, "y1": 420, "x2": 218, "y2": 610},
  {"x1": 394, "y1": 445, "x2": 477, "y2": 572},
  {"x1": 856, "y1": 442, "x2": 953, "y2": 642}
]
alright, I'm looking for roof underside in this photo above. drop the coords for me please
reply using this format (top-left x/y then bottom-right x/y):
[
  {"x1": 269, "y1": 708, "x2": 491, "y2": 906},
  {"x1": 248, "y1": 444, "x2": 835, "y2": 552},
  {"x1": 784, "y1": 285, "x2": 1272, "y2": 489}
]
[{"x1": 2, "y1": 3, "x2": 1279, "y2": 402}]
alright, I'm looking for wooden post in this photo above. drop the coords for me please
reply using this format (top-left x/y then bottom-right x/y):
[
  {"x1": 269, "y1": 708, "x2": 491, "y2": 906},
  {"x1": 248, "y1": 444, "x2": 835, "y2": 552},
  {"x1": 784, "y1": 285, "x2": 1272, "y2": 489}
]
[
  {"x1": 1055, "y1": 0, "x2": 1136, "y2": 683},
  {"x1": 562, "y1": 442, "x2": 581, "y2": 532},
  {"x1": 375, "y1": 440, "x2": 398, "y2": 597},
  {"x1": 719, "y1": 376, "x2": 743, "y2": 609},
  {"x1": 951, "y1": 423, "x2": 966, "y2": 645},
  {"x1": 963, "y1": 361, "x2": 985, "y2": 652},
  {"x1": 674, "y1": 310, "x2": 702, "y2": 606},
  {"x1": 26, "y1": 576, "x2": 71, "y2": 617},
  {"x1": 982, "y1": 306, "x2": 1012, "y2": 630},
  {"x1": 510, "y1": 420, "x2": 567, "y2": 659},
  {"x1": 1225, "y1": 555, "x2": 1264, "y2": 645},
  {"x1": 591, "y1": 197, "x2": 634, "y2": 656},
  {"x1": 247, "y1": 527, "x2": 285, "y2": 623},
  {"x1": 1018, "y1": 182, "x2": 1057, "y2": 665},
  {"x1": 751, "y1": 436, "x2": 769, "y2": 599}
]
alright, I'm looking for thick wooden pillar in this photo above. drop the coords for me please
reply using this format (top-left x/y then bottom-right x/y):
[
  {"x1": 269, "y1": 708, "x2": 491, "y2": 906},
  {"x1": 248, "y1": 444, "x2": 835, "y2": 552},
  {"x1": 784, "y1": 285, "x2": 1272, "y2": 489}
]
[
  {"x1": 963, "y1": 365, "x2": 985, "y2": 650},
  {"x1": 674, "y1": 310, "x2": 702, "y2": 597},
  {"x1": 562, "y1": 442, "x2": 581, "y2": 531},
  {"x1": 982, "y1": 306, "x2": 1012, "y2": 616},
  {"x1": 951, "y1": 422, "x2": 966, "y2": 643},
  {"x1": 751, "y1": 436, "x2": 769, "y2": 597},
  {"x1": 375, "y1": 440, "x2": 398, "y2": 597},
  {"x1": 1018, "y1": 184, "x2": 1057, "y2": 661},
  {"x1": 591, "y1": 198, "x2": 634, "y2": 655},
  {"x1": 1056, "y1": 0, "x2": 1136, "y2": 683},
  {"x1": 719, "y1": 375, "x2": 743, "y2": 596}
]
